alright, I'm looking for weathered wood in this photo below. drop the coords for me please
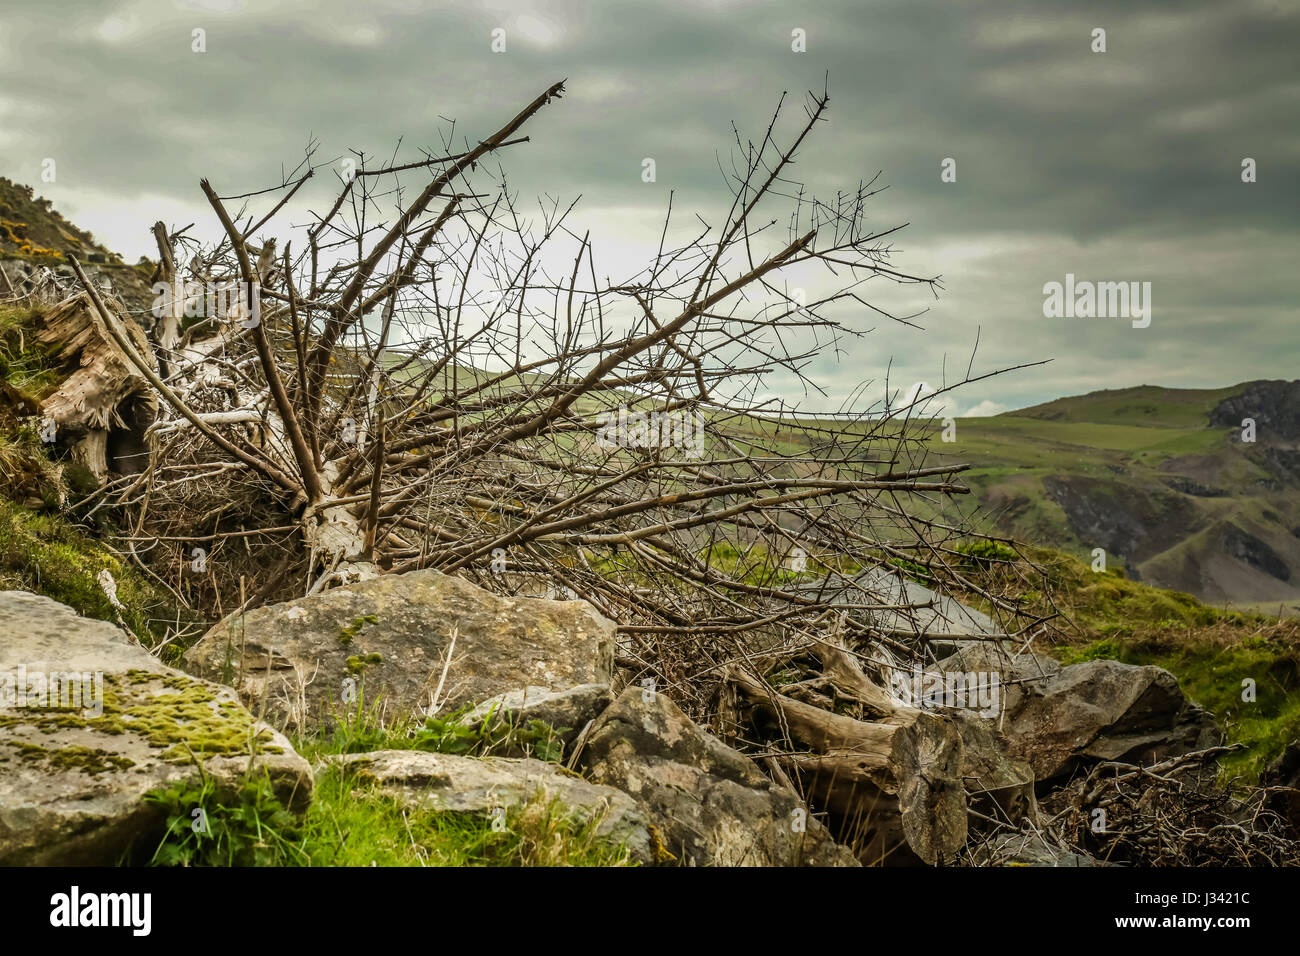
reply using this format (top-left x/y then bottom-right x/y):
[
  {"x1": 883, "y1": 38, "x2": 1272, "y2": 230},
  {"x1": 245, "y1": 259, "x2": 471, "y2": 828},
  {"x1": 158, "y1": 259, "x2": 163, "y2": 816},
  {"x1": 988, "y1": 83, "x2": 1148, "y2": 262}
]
[
  {"x1": 820, "y1": 636, "x2": 1038, "y2": 829},
  {"x1": 817, "y1": 636, "x2": 902, "y2": 717},
  {"x1": 730, "y1": 667, "x2": 966, "y2": 864},
  {"x1": 150, "y1": 221, "x2": 181, "y2": 363},
  {"x1": 37, "y1": 293, "x2": 156, "y2": 479}
]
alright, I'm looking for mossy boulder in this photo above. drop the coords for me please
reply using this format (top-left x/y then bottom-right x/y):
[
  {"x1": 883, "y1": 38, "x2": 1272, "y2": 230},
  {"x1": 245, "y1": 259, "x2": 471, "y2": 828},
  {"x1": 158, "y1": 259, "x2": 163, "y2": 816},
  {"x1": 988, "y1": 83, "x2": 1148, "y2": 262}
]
[
  {"x1": 0, "y1": 591, "x2": 312, "y2": 865},
  {"x1": 181, "y1": 569, "x2": 617, "y2": 733}
]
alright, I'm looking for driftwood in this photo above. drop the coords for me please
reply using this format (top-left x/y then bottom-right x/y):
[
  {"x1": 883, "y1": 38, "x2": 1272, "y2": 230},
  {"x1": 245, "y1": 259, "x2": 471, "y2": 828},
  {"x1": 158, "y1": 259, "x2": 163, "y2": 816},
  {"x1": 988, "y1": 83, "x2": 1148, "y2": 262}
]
[
  {"x1": 729, "y1": 667, "x2": 966, "y2": 864},
  {"x1": 816, "y1": 635, "x2": 903, "y2": 716},
  {"x1": 817, "y1": 633, "x2": 1036, "y2": 823}
]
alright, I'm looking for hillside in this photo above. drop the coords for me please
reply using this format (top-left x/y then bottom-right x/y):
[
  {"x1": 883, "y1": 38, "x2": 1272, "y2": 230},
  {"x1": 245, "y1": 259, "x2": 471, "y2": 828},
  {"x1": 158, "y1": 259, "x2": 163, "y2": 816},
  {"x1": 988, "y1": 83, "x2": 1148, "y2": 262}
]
[
  {"x1": 925, "y1": 382, "x2": 1300, "y2": 614},
  {"x1": 0, "y1": 177, "x2": 154, "y2": 308}
]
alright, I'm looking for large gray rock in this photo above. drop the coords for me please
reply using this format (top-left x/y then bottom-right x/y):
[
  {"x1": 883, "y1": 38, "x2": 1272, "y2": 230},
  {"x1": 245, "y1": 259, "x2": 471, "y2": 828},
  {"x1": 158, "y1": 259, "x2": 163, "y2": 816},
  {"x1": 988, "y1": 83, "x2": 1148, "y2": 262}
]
[
  {"x1": 182, "y1": 569, "x2": 617, "y2": 732},
  {"x1": 795, "y1": 566, "x2": 1006, "y2": 658},
  {"x1": 946, "y1": 711, "x2": 1037, "y2": 825},
  {"x1": 330, "y1": 749, "x2": 651, "y2": 863},
  {"x1": 0, "y1": 591, "x2": 312, "y2": 865},
  {"x1": 809, "y1": 566, "x2": 1001, "y2": 633},
  {"x1": 578, "y1": 687, "x2": 859, "y2": 867},
  {"x1": 936, "y1": 644, "x2": 1217, "y2": 781},
  {"x1": 934, "y1": 642, "x2": 1062, "y2": 717}
]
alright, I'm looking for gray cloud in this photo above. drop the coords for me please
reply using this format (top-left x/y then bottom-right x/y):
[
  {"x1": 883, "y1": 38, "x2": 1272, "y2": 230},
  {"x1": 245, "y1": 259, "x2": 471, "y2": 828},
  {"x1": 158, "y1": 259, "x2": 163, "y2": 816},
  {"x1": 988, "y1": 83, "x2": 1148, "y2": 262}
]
[{"x1": 1, "y1": 0, "x2": 1295, "y2": 414}]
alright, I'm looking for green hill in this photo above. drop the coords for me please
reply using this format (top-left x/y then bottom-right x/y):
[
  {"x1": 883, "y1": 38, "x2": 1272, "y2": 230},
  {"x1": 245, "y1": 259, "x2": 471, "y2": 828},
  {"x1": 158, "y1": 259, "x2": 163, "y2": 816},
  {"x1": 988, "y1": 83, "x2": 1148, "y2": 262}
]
[{"x1": 926, "y1": 382, "x2": 1300, "y2": 614}]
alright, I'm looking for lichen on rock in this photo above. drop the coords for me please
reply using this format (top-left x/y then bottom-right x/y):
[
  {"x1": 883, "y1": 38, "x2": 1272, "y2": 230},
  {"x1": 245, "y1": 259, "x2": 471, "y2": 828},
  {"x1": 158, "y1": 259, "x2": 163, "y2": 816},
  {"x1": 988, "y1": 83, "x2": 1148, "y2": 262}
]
[{"x1": 0, "y1": 590, "x2": 311, "y2": 865}]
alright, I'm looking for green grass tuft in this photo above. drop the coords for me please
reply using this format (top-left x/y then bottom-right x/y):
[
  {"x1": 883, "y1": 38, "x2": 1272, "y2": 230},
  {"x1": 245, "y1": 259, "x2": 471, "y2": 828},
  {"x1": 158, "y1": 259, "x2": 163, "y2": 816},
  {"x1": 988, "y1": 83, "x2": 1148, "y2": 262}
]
[{"x1": 137, "y1": 764, "x2": 636, "y2": 867}]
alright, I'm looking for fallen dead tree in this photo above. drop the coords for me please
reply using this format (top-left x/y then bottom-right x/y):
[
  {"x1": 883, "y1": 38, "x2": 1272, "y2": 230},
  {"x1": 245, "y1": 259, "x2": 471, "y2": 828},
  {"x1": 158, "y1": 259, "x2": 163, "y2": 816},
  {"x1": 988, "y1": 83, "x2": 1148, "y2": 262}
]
[
  {"x1": 7, "y1": 78, "x2": 1292, "y2": 869},
  {"x1": 52, "y1": 80, "x2": 1044, "y2": 687},
  {"x1": 19, "y1": 81, "x2": 1094, "y2": 865}
]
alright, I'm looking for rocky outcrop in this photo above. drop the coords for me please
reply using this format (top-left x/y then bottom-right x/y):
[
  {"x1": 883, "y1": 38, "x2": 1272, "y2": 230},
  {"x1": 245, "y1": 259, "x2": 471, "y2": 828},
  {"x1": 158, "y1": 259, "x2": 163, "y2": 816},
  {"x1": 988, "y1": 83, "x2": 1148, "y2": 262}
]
[
  {"x1": 935, "y1": 643, "x2": 1218, "y2": 782},
  {"x1": 1210, "y1": 380, "x2": 1300, "y2": 442},
  {"x1": 1219, "y1": 522, "x2": 1290, "y2": 581},
  {"x1": 330, "y1": 749, "x2": 651, "y2": 863},
  {"x1": 182, "y1": 569, "x2": 616, "y2": 732},
  {"x1": 1043, "y1": 474, "x2": 1200, "y2": 565},
  {"x1": 578, "y1": 686, "x2": 859, "y2": 867},
  {"x1": 0, "y1": 591, "x2": 312, "y2": 865}
]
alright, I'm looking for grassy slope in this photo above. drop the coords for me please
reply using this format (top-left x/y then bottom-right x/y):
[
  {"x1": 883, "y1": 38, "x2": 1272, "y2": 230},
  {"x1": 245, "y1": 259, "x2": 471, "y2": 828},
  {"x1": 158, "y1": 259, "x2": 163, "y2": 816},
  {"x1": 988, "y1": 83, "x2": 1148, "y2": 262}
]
[
  {"x1": 0, "y1": 178, "x2": 105, "y2": 260},
  {"x1": 1008, "y1": 384, "x2": 1247, "y2": 428}
]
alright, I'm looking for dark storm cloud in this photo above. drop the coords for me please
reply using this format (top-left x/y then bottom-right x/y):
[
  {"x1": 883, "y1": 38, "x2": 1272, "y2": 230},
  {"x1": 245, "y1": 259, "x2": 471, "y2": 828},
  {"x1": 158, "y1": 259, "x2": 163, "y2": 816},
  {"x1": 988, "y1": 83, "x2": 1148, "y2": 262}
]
[{"x1": 1, "y1": 0, "x2": 1295, "y2": 414}]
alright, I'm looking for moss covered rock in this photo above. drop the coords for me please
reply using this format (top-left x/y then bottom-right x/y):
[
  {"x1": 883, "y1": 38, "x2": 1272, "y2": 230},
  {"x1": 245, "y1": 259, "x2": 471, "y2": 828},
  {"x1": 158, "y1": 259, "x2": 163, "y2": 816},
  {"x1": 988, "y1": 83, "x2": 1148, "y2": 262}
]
[
  {"x1": 0, "y1": 591, "x2": 312, "y2": 864},
  {"x1": 329, "y1": 749, "x2": 651, "y2": 863}
]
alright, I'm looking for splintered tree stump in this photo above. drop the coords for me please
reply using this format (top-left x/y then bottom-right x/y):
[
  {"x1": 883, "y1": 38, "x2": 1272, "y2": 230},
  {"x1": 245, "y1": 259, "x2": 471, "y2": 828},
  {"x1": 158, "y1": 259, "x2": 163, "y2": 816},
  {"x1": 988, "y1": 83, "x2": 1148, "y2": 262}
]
[
  {"x1": 730, "y1": 668, "x2": 966, "y2": 864},
  {"x1": 36, "y1": 292, "x2": 155, "y2": 480}
]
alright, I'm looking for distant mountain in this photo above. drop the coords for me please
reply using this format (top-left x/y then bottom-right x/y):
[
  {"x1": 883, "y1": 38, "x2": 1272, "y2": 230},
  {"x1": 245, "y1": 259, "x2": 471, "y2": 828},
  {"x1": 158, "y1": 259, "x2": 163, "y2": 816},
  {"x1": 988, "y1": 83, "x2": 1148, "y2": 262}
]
[{"x1": 930, "y1": 382, "x2": 1300, "y2": 612}]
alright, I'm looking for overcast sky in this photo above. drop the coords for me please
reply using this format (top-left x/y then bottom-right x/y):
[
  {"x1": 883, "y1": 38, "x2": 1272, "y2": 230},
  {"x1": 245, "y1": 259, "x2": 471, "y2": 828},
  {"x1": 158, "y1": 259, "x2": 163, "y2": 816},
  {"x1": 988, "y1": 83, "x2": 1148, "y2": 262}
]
[{"x1": 2, "y1": 0, "x2": 1296, "y2": 416}]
